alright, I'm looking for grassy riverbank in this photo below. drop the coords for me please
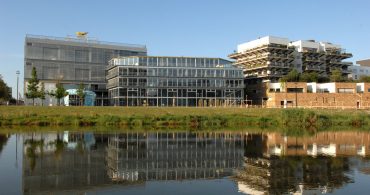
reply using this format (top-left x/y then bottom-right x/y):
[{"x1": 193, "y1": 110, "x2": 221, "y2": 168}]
[{"x1": 0, "y1": 106, "x2": 369, "y2": 131}]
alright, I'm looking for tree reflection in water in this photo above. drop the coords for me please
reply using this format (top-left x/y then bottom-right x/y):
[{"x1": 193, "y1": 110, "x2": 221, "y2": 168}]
[
  {"x1": 24, "y1": 138, "x2": 44, "y2": 171},
  {"x1": 0, "y1": 134, "x2": 9, "y2": 153}
]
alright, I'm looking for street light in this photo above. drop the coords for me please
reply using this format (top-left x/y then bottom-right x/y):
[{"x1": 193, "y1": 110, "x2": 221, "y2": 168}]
[
  {"x1": 16, "y1": 70, "x2": 20, "y2": 105},
  {"x1": 295, "y1": 82, "x2": 298, "y2": 108}
]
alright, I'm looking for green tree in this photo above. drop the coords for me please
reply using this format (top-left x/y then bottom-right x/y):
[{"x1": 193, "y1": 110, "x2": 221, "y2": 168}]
[
  {"x1": 359, "y1": 75, "x2": 370, "y2": 83},
  {"x1": 280, "y1": 69, "x2": 300, "y2": 82},
  {"x1": 76, "y1": 83, "x2": 85, "y2": 106},
  {"x1": 318, "y1": 76, "x2": 330, "y2": 83},
  {"x1": 39, "y1": 82, "x2": 46, "y2": 106},
  {"x1": 25, "y1": 67, "x2": 40, "y2": 105},
  {"x1": 330, "y1": 69, "x2": 345, "y2": 82},
  {"x1": 53, "y1": 134, "x2": 66, "y2": 161},
  {"x1": 0, "y1": 75, "x2": 11, "y2": 102},
  {"x1": 54, "y1": 81, "x2": 68, "y2": 106},
  {"x1": 300, "y1": 72, "x2": 319, "y2": 82}
]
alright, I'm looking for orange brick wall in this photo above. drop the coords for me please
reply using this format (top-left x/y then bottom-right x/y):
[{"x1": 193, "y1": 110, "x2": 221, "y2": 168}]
[{"x1": 260, "y1": 82, "x2": 370, "y2": 108}]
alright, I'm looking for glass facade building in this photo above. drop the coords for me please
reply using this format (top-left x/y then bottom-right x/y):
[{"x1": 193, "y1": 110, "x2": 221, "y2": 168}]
[
  {"x1": 24, "y1": 34, "x2": 147, "y2": 106},
  {"x1": 107, "y1": 56, "x2": 244, "y2": 107}
]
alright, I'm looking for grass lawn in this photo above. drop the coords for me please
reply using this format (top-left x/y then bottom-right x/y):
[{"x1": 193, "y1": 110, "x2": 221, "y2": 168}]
[
  {"x1": 0, "y1": 106, "x2": 367, "y2": 117},
  {"x1": 0, "y1": 106, "x2": 369, "y2": 130}
]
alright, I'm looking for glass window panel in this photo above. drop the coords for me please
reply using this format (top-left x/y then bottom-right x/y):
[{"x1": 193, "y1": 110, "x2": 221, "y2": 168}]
[{"x1": 43, "y1": 47, "x2": 58, "y2": 60}]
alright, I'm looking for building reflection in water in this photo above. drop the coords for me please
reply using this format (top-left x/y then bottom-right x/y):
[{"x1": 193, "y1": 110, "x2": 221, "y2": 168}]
[
  {"x1": 22, "y1": 132, "x2": 245, "y2": 194},
  {"x1": 20, "y1": 131, "x2": 370, "y2": 195},
  {"x1": 237, "y1": 132, "x2": 370, "y2": 195},
  {"x1": 106, "y1": 132, "x2": 244, "y2": 181}
]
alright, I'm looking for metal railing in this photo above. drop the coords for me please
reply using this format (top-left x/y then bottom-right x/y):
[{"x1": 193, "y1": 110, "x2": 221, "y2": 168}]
[{"x1": 26, "y1": 34, "x2": 147, "y2": 50}]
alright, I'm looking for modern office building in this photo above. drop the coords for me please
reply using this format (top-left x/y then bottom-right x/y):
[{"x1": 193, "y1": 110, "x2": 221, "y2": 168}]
[
  {"x1": 229, "y1": 36, "x2": 353, "y2": 83},
  {"x1": 106, "y1": 56, "x2": 244, "y2": 107},
  {"x1": 24, "y1": 34, "x2": 147, "y2": 106}
]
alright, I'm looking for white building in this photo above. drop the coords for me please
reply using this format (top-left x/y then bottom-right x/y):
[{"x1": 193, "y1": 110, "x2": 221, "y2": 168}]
[
  {"x1": 229, "y1": 36, "x2": 353, "y2": 83},
  {"x1": 349, "y1": 59, "x2": 370, "y2": 80}
]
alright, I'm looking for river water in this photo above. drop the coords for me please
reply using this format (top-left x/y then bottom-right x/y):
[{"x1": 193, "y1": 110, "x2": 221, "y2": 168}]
[{"x1": 1, "y1": 131, "x2": 370, "y2": 195}]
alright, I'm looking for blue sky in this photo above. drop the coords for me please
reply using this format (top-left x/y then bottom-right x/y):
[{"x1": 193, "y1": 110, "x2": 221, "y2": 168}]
[{"x1": 1, "y1": 0, "x2": 370, "y2": 97}]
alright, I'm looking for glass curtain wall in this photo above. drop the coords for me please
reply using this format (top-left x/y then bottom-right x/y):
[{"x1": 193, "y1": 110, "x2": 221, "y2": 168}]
[
  {"x1": 107, "y1": 56, "x2": 244, "y2": 107},
  {"x1": 24, "y1": 35, "x2": 147, "y2": 106}
]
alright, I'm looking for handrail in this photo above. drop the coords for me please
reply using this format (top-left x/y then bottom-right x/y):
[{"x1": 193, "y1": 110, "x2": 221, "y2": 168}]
[{"x1": 26, "y1": 34, "x2": 147, "y2": 49}]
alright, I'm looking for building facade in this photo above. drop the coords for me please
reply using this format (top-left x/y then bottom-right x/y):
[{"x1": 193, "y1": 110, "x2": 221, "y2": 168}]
[
  {"x1": 229, "y1": 36, "x2": 296, "y2": 83},
  {"x1": 24, "y1": 34, "x2": 147, "y2": 106},
  {"x1": 251, "y1": 82, "x2": 370, "y2": 108},
  {"x1": 229, "y1": 36, "x2": 353, "y2": 83},
  {"x1": 350, "y1": 59, "x2": 370, "y2": 80},
  {"x1": 106, "y1": 56, "x2": 244, "y2": 107}
]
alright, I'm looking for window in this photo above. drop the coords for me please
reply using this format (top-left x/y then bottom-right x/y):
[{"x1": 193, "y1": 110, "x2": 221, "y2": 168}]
[
  {"x1": 43, "y1": 47, "x2": 58, "y2": 60},
  {"x1": 148, "y1": 68, "x2": 156, "y2": 76},
  {"x1": 338, "y1": 88, "x2": 354, "y2": 93},
  {"x1": 128, "y1": 78, "x2": 137, "y2": 86},
  {"x1": 75, "y1": 50, "x2": 89, "y2": 62},
  {"x1": 43, "y1": 66, "x2": 59, "y2": 79},
  {"x1": 128, "y1": 68, "x2": 137, "y2": 76},
  {"x1": 317, "y1": 88, "x2": 329, "y2": 93},
  {"x1": 139, "y1": 78, "x2": 147, "y2": 86},
  {"x1": 287, "y1": 88, "x2": 303, "y2": 93},
  {"x1": 269, "y1": 88, "x2": 281, "y2": 93},
  {"x1": 138, "y1": 68, "x2": 147, "y2": 76},
  {"x1": 159, "y1": 58, "x2": 167, "y2": 66},
  {"x1": 75, "y1": 68, "x2": 89, "y2": 81},
  {"x1": 119, "y1": 78, "x2": 127, "y2": 86}
]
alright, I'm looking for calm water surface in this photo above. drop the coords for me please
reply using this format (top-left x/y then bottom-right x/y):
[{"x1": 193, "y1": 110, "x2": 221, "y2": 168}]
[{"x1": 1, "y1": 131, "x2": 370, "y2": 195}]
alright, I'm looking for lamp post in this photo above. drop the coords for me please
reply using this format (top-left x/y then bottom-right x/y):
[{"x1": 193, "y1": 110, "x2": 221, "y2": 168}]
[
  {"x1": 16, "y1": 70, "x2": 20, "y2": 105},
  {"x1": 295, "y1": 82, "x2": 298, "y2": 108}
]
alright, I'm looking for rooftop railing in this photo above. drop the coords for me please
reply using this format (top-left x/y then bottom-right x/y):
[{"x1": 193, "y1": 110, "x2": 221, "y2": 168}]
[{"x1": 26, "y1": 34, "x2": 147, "y2": 50}]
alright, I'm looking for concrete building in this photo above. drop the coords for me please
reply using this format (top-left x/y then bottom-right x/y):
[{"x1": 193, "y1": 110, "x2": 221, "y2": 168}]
[
  {"x1": 106, "y1": 56, "x2": 245, "y2": 107},
  {"x1": 229, "y1": 36, "x2": 353, "y2": 83},
  {"x1": 357, "y1": 59, "x2": 370, "y2": 66},
  {"x1": 24, "y1": 34, "x2": 147, "y2": 106},
  {"x1": 349, "y1": 59, "x2": 370, "y2": 80},
  {"x1": 229, "y1": 36, "x2": 296, "y2": 83},
  {"x1": 249, "y1": 82, "x2": 370, "y2": 108}
]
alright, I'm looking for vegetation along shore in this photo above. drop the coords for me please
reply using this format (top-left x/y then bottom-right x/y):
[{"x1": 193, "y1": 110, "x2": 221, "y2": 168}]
[{"x1": 1, "y1": 107, "x2": 370, "y2": 132}]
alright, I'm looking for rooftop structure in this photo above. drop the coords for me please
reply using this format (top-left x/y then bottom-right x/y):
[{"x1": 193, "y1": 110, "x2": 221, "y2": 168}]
[{"x1": 357, "y1": 59, "x2": 370, "y2": 67}]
